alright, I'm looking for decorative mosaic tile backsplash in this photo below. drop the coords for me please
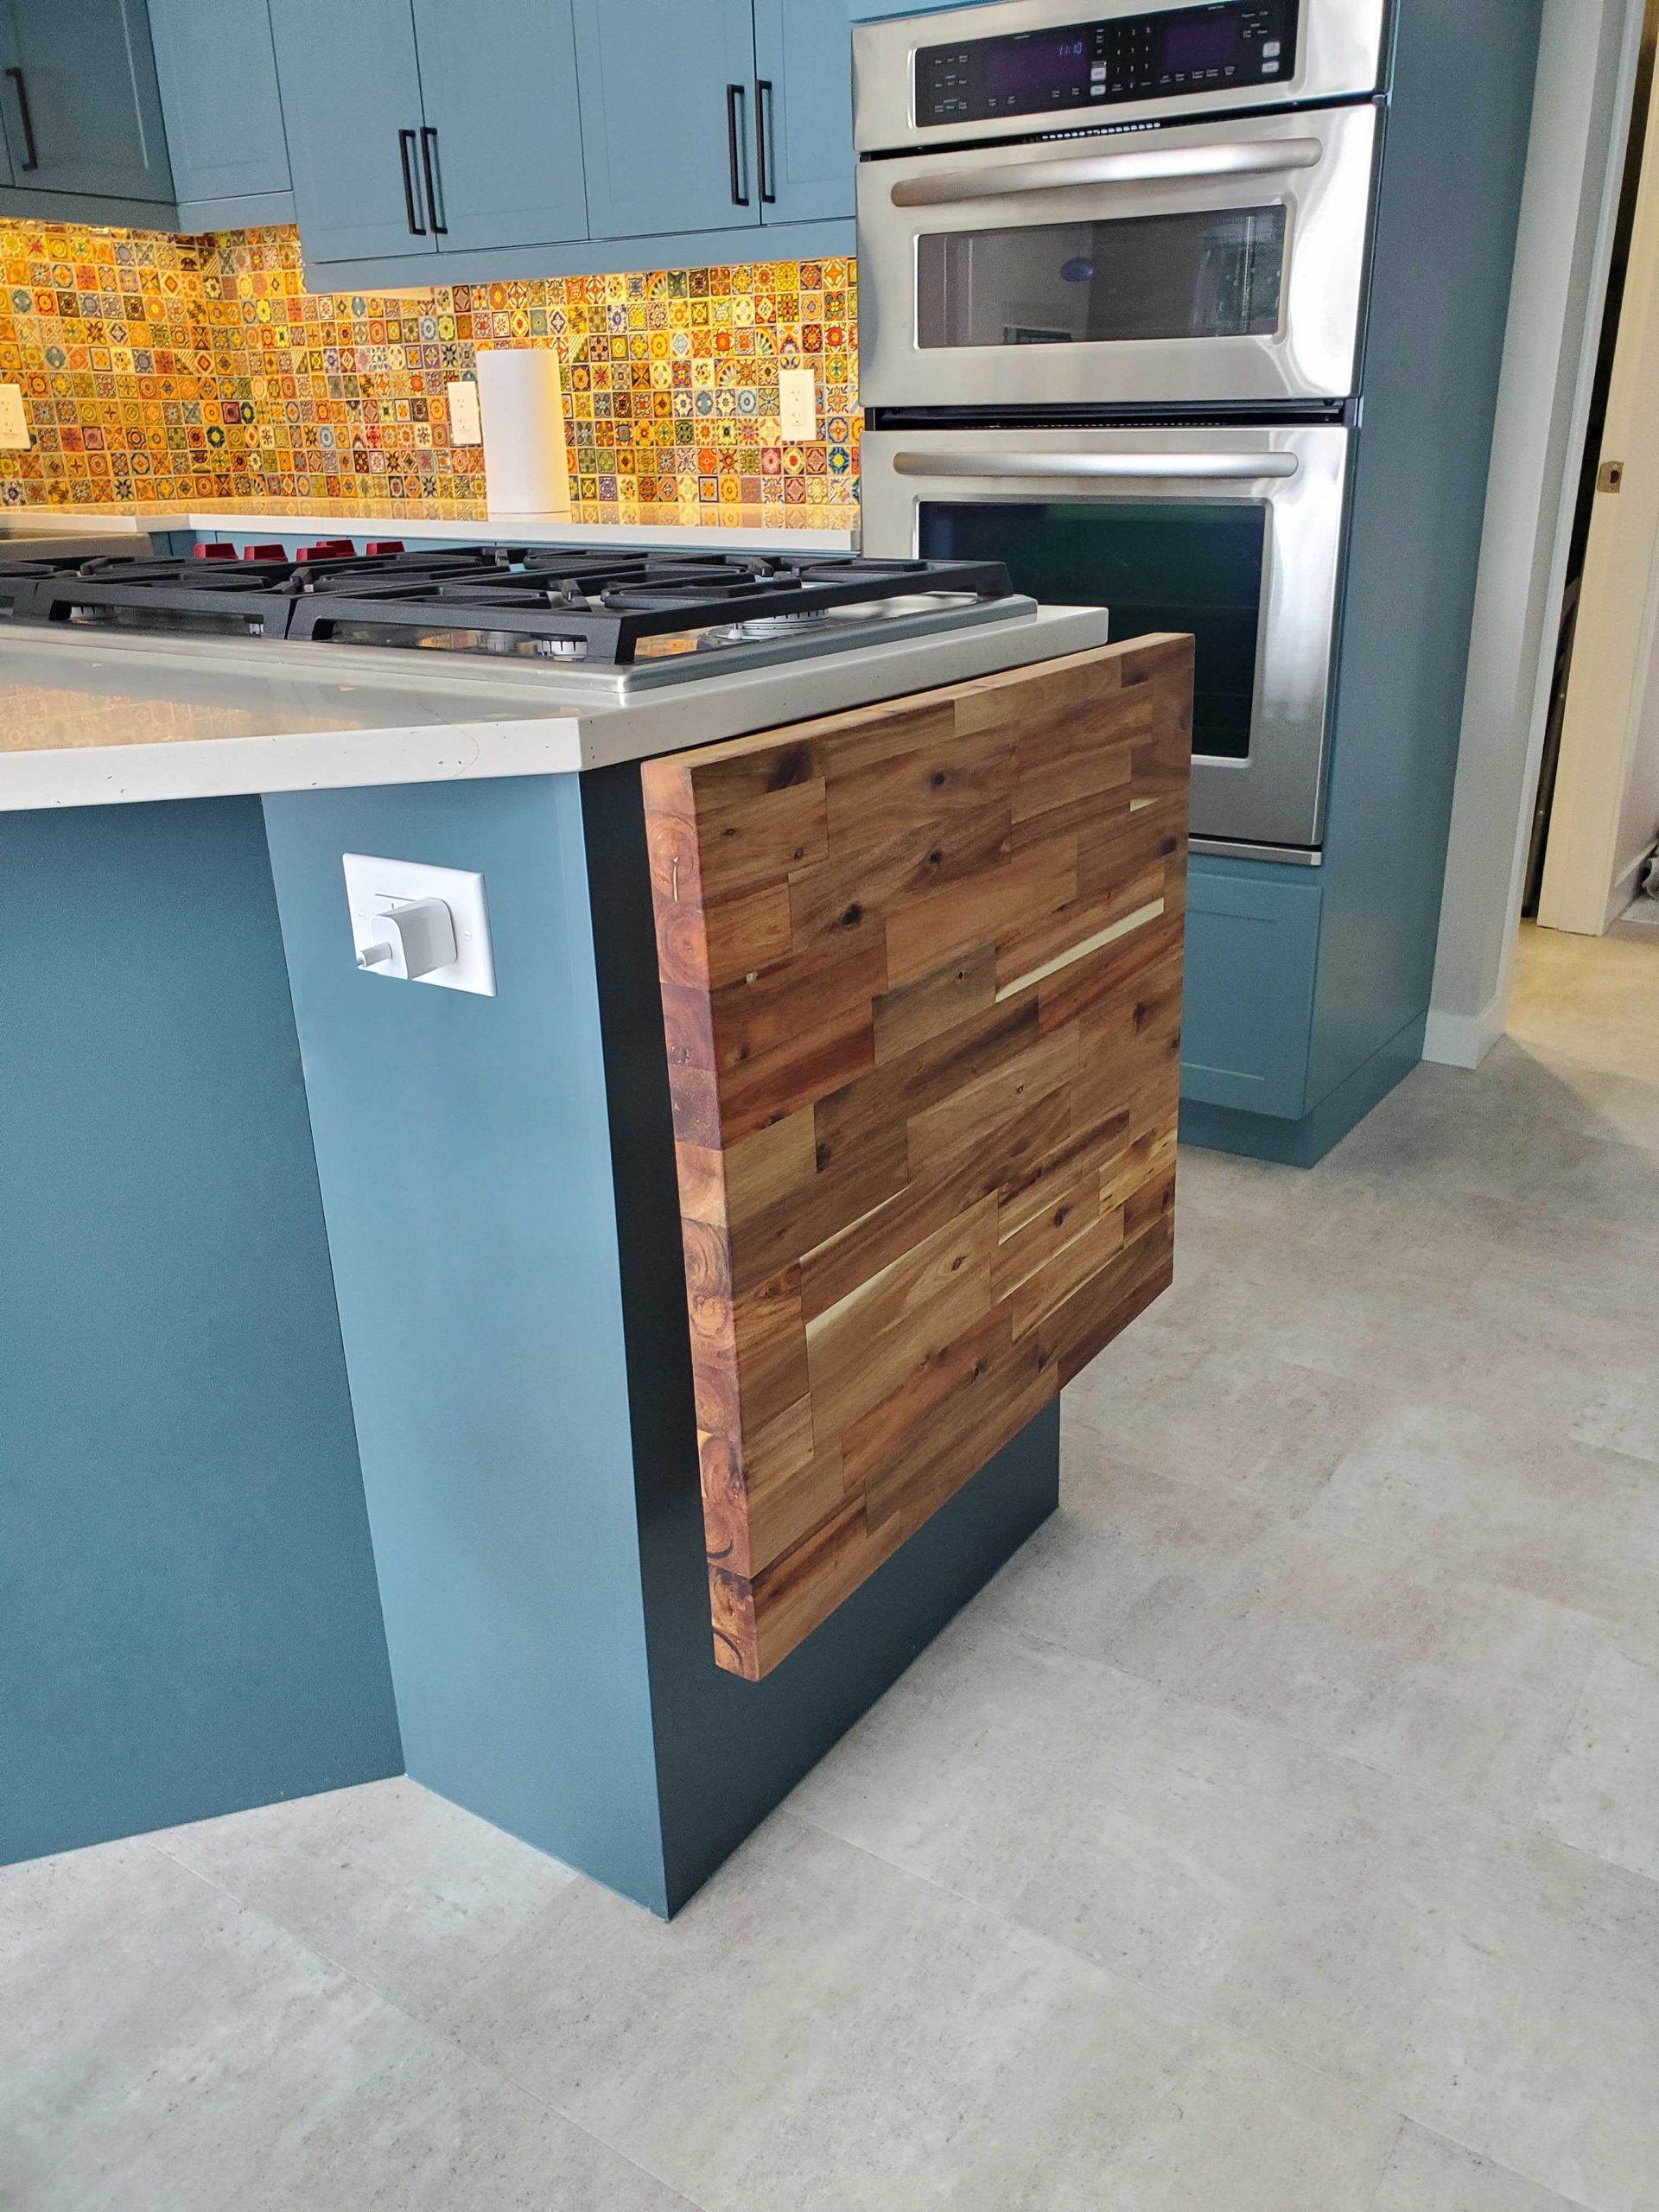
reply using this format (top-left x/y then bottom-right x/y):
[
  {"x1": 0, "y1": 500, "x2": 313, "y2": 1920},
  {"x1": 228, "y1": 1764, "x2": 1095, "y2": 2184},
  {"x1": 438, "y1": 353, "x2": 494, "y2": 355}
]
[{"x1": 0, "y1": 221, "x2": 859, "y2": 517}]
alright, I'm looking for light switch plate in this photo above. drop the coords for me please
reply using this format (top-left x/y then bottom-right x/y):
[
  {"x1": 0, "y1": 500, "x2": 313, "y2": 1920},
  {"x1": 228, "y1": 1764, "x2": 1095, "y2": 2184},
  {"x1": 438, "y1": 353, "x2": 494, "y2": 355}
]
[
  {"x1": 0, "y1": 384, "x2": 29, "y2": 450},
  {"x1": 779, "y1": 367, "x2": 817, "y2": 442},
  {"x1": 446, "y1": 378, "x2": 483, "y2": 446},
  {"x1": 343, "y1": 853, "x2": 496, "y2": 995}
]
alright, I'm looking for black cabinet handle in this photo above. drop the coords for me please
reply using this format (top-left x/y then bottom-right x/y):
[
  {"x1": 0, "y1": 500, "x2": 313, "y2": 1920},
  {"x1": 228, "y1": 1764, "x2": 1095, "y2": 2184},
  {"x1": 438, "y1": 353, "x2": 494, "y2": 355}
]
[
  {"x1": 397, "y1": 128, "x2": 427, "y2": 236},
  {"x1": 5, "y1": 67, "x2": 38, "y2": 171},
  {"x1": 756, "y1": 79, "x2": 777, "y2": 205},
  {"x1": 419, "y1": 125, "x2": 447, "y2": 234},
  {"x1": 726, "y1": 81, "x2": 750, "y2": 207}
]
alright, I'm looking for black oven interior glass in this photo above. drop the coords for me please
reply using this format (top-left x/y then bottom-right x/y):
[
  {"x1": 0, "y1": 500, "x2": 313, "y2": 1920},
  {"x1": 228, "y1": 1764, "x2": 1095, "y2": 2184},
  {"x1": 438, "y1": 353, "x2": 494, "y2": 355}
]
[
  {"x1": 918, "y1": 0, "x2": 1300, "y2": 125},
  {"x1": 918, "y1": 498, "x2": 1267, "y2": 760},
  {"x1": 916, "y1": 206, "x2": 1287, "y2": 349}
]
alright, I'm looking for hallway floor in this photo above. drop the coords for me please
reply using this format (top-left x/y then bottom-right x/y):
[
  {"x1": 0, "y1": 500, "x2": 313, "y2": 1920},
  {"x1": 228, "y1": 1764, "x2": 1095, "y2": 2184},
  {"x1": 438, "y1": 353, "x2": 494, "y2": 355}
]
[{"x1": 6, "y1": 926, "x2": 1659, "y2": 2212}]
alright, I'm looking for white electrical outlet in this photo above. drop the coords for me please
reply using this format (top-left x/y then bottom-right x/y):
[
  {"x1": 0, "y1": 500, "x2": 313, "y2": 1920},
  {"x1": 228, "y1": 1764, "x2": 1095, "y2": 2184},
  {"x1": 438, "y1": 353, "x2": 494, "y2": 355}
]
[
  {"x1": 446, "y1": 378, "x2": 483, "y2": 446},
  {"x1": 0, "y1": 384, "x2": 29, "y2": 451},
  {"x1": 343, "y1": 854, "x2": 496, "y2": 995},
  {"x1": 779, "y1": 367, "x2": 817, "y2": 442}
]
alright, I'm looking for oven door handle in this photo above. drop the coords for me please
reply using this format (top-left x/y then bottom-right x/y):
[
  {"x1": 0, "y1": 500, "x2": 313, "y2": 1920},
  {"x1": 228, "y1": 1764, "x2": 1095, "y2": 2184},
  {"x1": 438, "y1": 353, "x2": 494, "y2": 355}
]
[
  {"x1": 891, "y1": 452, "x2": 1301, "y2": 482},
  {"x1": 889, "y1": 137, "x2": 1324, "y2": 208}
]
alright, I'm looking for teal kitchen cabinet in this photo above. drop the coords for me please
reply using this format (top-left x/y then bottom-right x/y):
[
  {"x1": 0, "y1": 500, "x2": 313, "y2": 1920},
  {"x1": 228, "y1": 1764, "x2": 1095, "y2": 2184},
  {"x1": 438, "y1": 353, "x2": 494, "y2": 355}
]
[
  {"x1": 1179, "y1": 865, "x2": 1323, "y2": 1125},
  {"x1": 574, "y1": 0, "x2": 759, "y2": 242},
  {"x1": 274, "y1": 0, "x2": 435, "y2": 265},
  {"x1": 753, "y1": 0, "x2": 856, "y2": 227},
  {"x1": 848, "y1": 1, "x2": 982, "y2": 16},
  {"x1": 269, "y1": 0, "x2": 858, "y2": 284},
  {"x1": 410, "y1": 0, "x2": 588, "y2": 254},
  {"x1": 275, "y1": 0, "x2": 587, "y2": 271},
  {"x1": 149, "y1": 0, "x2": 292, "y2": 229},
  {"x1": 0, "y1": 0, "x2": 173, "y2": 210}
]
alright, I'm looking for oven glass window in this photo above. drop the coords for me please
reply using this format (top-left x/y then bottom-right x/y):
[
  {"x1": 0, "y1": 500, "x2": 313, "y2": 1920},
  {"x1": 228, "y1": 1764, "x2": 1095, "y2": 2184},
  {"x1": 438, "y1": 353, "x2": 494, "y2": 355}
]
[
  {"x1": 918, "y1": 498, "x2": 1266, "y2": 760},
  {"x1": 916, "y1": 206, "x2": 1287, "y2": 349}
]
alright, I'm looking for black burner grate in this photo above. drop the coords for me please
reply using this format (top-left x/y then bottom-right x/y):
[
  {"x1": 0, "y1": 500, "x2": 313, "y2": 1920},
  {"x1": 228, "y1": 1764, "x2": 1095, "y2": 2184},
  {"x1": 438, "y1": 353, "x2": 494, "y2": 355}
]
[{"x1": 0, "y1": 544, "x2": 1015, "y2": 662}]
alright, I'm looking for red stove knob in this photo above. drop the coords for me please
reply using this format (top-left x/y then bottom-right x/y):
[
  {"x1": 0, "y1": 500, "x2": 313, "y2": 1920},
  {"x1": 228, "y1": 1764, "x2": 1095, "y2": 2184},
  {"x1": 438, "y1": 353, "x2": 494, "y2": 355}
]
[
  {"x1": 243, "y1": 543, "x2": 286, "y2": 561},
  {"x1": 365, "y1": 540, "x2": 405, "y2": 556},
  {"x1": 193, "y1": 542, "x2": 235, "y2": 559}
]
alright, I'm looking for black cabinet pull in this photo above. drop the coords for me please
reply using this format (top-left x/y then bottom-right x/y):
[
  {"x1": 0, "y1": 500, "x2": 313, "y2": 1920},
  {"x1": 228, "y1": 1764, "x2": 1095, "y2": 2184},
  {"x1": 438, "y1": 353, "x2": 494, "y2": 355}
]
[
  {"x1": 419, "y1": 125, "x2": 447, "y2": 234},
  {"x1": 756, "y1": 79, "x2": 777, "y2": 205},
  {"x1": 397, "y1": 127, "x2": 427, "y2": 235},
  {"x1": 726, "y1": 81, "x2": 750, "y2": 207},
  {"x1": 5, "y1": 67, "x2": 38, "y2": 171}
]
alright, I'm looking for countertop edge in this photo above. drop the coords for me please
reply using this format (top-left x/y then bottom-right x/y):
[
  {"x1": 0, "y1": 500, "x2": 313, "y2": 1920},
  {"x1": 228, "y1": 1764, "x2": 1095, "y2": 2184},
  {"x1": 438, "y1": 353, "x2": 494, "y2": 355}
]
[{"x1": 0, "y1": 609, "x2": 1116, "y2": 810}]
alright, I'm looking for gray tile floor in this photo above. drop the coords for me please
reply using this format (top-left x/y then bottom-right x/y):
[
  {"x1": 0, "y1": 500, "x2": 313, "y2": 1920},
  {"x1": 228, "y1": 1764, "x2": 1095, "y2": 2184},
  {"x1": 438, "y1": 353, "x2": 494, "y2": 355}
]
[{"x1": 6, "y1": 925, "x2": 1658, "y2": 2211}]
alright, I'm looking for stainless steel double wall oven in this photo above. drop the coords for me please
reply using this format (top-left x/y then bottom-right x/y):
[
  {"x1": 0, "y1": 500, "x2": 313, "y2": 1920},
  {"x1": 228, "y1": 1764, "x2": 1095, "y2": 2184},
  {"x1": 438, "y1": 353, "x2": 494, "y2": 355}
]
[{"x1": 855, "y1": 0, "x2": 1391, "y2": 857}]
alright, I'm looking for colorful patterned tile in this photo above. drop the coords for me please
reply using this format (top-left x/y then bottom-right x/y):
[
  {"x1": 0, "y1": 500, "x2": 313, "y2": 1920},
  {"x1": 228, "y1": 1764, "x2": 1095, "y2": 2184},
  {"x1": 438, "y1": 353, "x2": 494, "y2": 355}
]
[{"x1": 0, "y1": 219, "x2": 861, "y2": 524}]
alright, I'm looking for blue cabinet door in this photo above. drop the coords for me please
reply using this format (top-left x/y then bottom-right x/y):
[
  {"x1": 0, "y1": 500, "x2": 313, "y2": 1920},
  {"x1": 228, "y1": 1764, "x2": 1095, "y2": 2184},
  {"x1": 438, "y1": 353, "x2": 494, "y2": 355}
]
[
  {"x1": 0, "y1": 0, "x2": 173, "y2": 202},
  {"x1": 271, "y1": 0, "x2": 437, "y2": 265},
  {"x1": 149, "y1": 0, "x2": 290, "y2": 213},
  {"x1": 411, "y1": 0, "x2": 588, "y2": 252},
  {"x1": 753, "y1": 0, "x2": 855, "y2": 226},
  {"x1": 574, "y1": 0, "x2": 760, "y2": 242},
  {"x1": 1179, "y1": 867, "x2": 1322, "y2": 1122}
]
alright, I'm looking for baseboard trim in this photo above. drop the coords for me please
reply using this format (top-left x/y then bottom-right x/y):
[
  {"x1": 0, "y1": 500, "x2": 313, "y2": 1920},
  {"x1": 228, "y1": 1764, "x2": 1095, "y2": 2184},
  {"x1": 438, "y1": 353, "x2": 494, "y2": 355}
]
[
  {"x1": 1423, "y1": 993, "x2": 1507, "y2": 1070},
  {"x1": 1179, "y1": 1010, "x2": 1427, "y2": 1168}
]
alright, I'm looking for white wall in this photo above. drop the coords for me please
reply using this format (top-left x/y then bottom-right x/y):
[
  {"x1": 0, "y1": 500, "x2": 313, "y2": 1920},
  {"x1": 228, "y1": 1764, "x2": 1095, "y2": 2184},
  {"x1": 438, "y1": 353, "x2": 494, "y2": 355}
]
[{"x1": 1425, "y1": 0, "x2": 1644, "y2": 1066}]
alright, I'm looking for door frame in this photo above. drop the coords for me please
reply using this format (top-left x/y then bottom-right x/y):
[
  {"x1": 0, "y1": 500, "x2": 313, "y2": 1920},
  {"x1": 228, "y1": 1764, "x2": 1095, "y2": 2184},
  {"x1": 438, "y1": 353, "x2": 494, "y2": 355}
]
[
  {"x1": 1425, "y1": 0, "x2": 1649, "y2": 1065},
  {"x1": 1538, "y1": 16, "x2": 1659, "y2": 934}
]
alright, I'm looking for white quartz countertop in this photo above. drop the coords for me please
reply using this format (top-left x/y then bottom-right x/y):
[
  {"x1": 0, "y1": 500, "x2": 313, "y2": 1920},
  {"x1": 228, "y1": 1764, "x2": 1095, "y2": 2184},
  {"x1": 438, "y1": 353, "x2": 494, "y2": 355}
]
[
  {"x1": 0, "y1": 505, "x2": 860, "y2": 554},
  {"x1": 0, "y1": 607, "x2": 1113, "y2": 811}
]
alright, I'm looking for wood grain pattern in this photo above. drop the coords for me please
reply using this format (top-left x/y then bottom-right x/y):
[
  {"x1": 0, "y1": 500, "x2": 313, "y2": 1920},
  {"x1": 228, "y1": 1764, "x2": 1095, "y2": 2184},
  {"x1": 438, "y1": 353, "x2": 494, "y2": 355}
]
[{"x1": 642, "y1": 639, "x2": 1192, "y2": 1680}]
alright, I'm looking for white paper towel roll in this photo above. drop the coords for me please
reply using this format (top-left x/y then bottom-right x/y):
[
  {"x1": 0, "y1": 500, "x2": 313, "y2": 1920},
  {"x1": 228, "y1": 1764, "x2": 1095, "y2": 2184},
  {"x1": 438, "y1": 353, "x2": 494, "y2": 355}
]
[{"x1": 475, "y1": 346, "x2": 571, "y2": 518}]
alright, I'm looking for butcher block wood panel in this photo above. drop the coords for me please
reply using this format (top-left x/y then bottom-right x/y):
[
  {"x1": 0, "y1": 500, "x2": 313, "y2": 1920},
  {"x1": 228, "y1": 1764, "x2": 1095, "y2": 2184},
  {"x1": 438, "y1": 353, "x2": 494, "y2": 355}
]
[{"x1": 641, "y1": 636, "x2": 1193, "y2": 1680}]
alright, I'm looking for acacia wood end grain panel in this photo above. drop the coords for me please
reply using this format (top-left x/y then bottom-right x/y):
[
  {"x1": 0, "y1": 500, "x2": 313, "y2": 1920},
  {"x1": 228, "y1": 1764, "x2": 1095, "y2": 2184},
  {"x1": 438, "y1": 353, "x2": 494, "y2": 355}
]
[{"x1": 642, "y1": 638, "x2": 1192, "y2": 1679}]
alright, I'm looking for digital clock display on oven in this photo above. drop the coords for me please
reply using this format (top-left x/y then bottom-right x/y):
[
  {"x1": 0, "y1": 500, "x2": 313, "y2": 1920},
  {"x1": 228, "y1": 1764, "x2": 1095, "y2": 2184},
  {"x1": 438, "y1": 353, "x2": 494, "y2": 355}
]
[{"x1": 917, "y1": 1, "x2": 1300, "y2": 125}]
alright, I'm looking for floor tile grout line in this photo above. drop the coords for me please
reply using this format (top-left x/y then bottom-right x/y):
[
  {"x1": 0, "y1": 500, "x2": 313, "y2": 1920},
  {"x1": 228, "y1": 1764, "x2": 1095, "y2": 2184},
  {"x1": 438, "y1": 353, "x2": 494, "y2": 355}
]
[
  {"x1": 776, "y1": 1804, "x2": 1416, "y2": 2133},
  {"x1": 1360, "y1": 2114, "x2": 1408, "y2": 2212},
  {"x1": 968, "y1": 1604, "x2": 1659, "y2": 1909},
  {"x1": 1058, "y1": 1406, "x2": 1659, "y2": 1731},
  {"x1": 138, "y1": 1832, "x2": 702, "y2": 2210},
  {"x1": 785, "y1": 1801, "x2": 1636, "y2": 2212},
  {"x1": 1376, "y1": 2120, "x2": 1609, "y2": 2212}
]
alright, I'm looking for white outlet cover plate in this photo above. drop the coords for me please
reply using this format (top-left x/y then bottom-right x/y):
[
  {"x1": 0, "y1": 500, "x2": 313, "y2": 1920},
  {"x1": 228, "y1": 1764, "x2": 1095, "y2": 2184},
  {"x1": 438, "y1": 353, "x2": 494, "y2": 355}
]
[
  {"x1": 446, "y1": 378, "x2": 483, "y2": 446},
  {"x1": 343, "y1": 853, "x2": 496, "y2": 995},
  {"x1": 0, "y1": 383, "x2": 29, "y2": 450},
  {"x1": 779, "y1": 366, "x2": 817, "y2": 442}
]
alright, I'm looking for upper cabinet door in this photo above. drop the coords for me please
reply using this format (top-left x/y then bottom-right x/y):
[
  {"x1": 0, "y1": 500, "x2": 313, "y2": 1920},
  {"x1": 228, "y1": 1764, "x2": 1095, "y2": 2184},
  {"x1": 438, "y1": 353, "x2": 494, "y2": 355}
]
[
  {"x1": 149, "y1": 0, "x2": 290, "y2": 209},
  {"x1": 271, "y1": 0, "x2": 437, "y2": 265},
  {"x1": 752, "y1": 0, "x2": 855, "y2": 227},
  {"x1": 411, "y1": 0, "x2": 588, "y2": 253},
  {"x1": 574, "y1": 0, "x2": 760, "y2": 242},
  {"x1": 0, "y1": 0, "x2": 173, "y2": 202}
]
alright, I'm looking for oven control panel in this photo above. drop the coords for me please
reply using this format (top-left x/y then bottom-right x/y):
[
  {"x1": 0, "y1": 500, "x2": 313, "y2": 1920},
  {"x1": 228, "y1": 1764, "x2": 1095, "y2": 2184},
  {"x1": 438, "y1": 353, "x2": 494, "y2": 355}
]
[{"x1": 917, "y1": 2, "x2": 1300, "y2": 126}]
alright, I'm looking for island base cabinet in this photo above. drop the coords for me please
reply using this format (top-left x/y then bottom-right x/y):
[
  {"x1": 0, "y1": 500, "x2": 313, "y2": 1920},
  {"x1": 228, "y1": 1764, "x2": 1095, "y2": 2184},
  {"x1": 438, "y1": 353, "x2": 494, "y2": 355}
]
[{"x1": 261, "y1": 767, "x2": 1065, "y2": 1916}]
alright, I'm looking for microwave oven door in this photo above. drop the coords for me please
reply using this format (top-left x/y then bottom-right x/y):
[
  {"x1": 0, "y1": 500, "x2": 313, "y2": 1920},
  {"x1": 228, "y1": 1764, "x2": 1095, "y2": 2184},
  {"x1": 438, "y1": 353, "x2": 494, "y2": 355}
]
[
  {"x1": 858, "y1": 102, "x2": 1378, "y2": 410},
  {"x1": 861, "y1": 423, "x2": 1351, "y2": 854}
]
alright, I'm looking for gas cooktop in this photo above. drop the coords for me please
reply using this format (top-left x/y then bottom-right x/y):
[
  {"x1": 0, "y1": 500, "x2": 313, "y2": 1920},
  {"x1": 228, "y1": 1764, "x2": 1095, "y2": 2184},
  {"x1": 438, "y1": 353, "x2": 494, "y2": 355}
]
[{"x1": 0, "y1": 541, "x2": 1030, "y2": 691}]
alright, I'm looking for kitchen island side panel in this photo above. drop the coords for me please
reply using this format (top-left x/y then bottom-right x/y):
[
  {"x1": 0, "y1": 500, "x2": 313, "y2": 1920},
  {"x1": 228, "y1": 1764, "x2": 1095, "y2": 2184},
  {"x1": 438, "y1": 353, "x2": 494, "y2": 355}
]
[
  {"x1": 580, "y1": 762, "x2": 1064, "y2": 1916},
  {"x1": 261, "y1": 777, "x2": 670, "y2": 1912},
  {"x1": 1, "y1": 798, "x2": 401, "y2": 1866}
]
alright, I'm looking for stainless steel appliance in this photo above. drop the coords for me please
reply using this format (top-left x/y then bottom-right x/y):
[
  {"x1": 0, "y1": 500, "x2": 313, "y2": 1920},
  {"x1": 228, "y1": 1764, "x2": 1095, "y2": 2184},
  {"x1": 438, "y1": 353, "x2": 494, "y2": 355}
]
[
  {"x1": 855, "y1": 0, "x2": 1393, "y2": 857},
  {"x1": 861, "y1": 420, "x2": 1347, "y2": 850},
  {"x1": 0, "y1": 543, "x2": 1033, "y2": 701},
  {"x1": 858, "y1": 100, "x2": 1377, "y2": 412}
]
